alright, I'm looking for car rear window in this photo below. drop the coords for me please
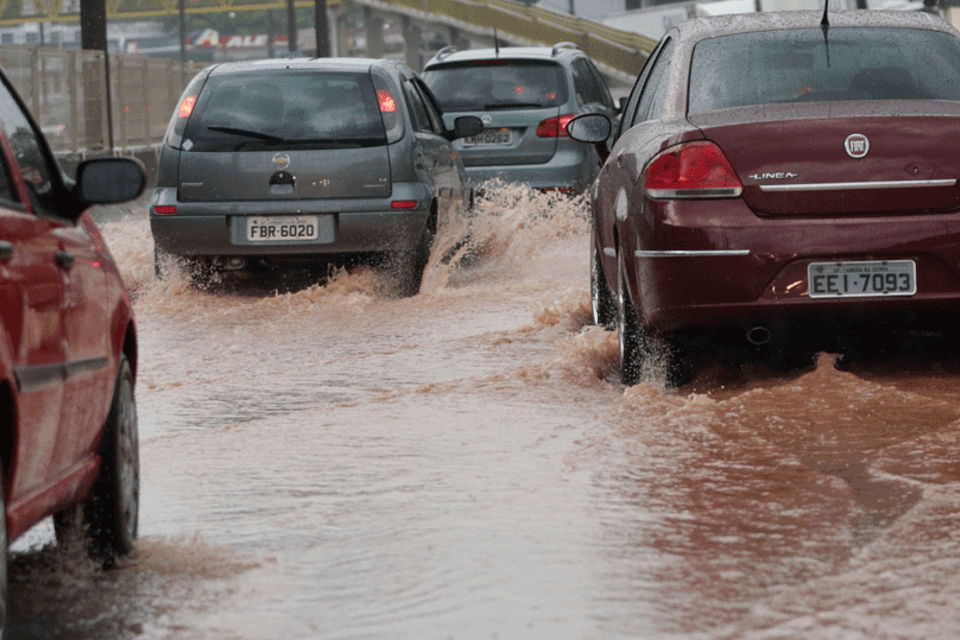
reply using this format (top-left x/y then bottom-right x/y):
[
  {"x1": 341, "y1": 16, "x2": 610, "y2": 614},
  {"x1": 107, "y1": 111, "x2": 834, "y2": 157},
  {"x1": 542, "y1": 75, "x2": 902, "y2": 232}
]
[
  {"x1": 182, "y1": 70, "x2": 388, "y2": 151},
  {"x1": 687, "y1": 27, "x2": 960, "y2": 113},
  {"x1": 423, "y1": 60, "x2": 568, "y2": 111}
]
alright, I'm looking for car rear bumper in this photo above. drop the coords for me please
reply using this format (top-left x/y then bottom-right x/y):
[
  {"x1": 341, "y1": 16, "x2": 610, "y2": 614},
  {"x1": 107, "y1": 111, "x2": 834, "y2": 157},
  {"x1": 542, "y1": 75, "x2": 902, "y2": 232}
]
[
  {"x1": 465, "y1": 144, "x2": 599, "y2": 192},
  {"x1": 628, "y1": 200, "x2": 960, "y2": 344},
  {"x1": 149, "y1": 184, "x2": 432, "y2": 258}
]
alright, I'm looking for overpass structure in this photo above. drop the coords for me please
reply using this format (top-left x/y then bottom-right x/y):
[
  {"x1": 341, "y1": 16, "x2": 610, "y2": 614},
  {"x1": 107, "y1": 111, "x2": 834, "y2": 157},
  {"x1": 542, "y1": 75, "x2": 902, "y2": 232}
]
[
  {"x1": 342, "y1": 0, "x2": 656, "y2": 83},
  {"x1": 0, "y1": 0, "x2": 657, "y2": 180},
  {"x1": 0, "y1": 0, "x2": 656, "y2": 81}
]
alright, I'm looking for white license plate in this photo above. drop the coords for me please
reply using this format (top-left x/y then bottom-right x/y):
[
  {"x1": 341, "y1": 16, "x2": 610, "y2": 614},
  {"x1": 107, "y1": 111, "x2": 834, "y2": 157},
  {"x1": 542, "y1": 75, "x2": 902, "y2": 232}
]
[
  {"x1": 247, "y1": 216, "x2": 319, "y2": 242},
  {"x1": 462, "y1": 128, "x2": 512, "y2": 147},
  {"x1": 808, "y1": 260, "x2": 916, "y2": 298}
]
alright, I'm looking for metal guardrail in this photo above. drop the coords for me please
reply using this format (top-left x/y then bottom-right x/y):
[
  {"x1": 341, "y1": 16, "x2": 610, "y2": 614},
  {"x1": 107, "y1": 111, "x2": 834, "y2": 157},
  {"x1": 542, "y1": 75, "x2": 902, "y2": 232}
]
[{"x1": 0, "y1": 44, "x2": 205, "y2": 160}]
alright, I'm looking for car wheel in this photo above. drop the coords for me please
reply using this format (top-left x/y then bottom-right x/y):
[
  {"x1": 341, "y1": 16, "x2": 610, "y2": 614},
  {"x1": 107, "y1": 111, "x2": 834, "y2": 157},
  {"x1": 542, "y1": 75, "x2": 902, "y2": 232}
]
[
  {"x1": 54, "y1": 354, "x2": 139, "y2": 568},
  {"x1": 153, "y1": 245, "x2": 166, "y2": 280},
  {"x1": 617, "y1": 251, "x2": 645, "y2": 386},
  {"x1": 394, "y1": 225, "x2": 433, "y2": 298},
  {"x1": 0, "y1": 463, "x2": 8, "y2": 636},
  {"x1": 591, "y1": 242, "x2": 616, "y2": 329}
]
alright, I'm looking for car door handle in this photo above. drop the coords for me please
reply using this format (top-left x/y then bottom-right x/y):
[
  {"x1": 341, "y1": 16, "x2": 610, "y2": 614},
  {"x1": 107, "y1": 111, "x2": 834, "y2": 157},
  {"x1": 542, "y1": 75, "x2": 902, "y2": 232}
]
[
  {"x1": 55, "y1": 250, "x2": 75, "y2": 270},
  {"x1": 0, "y1": 240, "x2": 12, "y2": 262}
]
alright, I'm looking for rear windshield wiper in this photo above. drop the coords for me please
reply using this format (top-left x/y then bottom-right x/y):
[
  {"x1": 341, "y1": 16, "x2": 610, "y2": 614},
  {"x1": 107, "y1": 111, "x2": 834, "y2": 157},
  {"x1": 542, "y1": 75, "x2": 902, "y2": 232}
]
[{"x1": 206, "y1": 125, "x2": 284, "y2": 144}]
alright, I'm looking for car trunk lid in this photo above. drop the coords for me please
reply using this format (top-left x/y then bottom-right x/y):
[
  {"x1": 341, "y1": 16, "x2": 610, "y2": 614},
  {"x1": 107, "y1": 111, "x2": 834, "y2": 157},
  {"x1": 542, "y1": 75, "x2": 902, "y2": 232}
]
[
  {"x1": 178, "y1": 146, "x2": 391, "y2": 202},
  {"x1": 690, "y1": 103, "x2": 960, "y2": 217},
  {"x1": 441, "y1": 107, "x2": 561, "y2": 167}
]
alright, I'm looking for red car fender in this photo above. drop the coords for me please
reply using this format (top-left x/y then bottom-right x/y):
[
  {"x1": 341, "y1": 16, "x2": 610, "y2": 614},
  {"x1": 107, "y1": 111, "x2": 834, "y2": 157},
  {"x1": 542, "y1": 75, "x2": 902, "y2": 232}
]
[{"x1": 79, "y1": 213, "x2": 137, "y2": 381}]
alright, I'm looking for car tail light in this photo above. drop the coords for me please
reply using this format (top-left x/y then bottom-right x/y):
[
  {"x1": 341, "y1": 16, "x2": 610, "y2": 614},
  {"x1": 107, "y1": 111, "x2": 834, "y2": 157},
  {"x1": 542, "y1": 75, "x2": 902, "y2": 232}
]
[
  {"x1": 153, "y1": 205, "x2": 177, "y2": 215},
  {"x1": 391, "y1": 200, "x2": 418, "y2": 210},
  {"x1": 536, "y1": 114, "x2": 577, "y2": 138},
  {"x1": 377, "y1": 90, "x2": 397, "y2": 113},
  {"x1": 645, "y1": 141, "x2": 742, "y2": 199},
  {"x1": 177, "y1": 95, "x2": 197, "y2": 119}
]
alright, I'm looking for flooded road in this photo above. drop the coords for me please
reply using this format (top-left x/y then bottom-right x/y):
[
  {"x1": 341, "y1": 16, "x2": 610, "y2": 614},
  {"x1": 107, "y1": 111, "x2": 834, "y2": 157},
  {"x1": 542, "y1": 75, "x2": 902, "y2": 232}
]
[{"x1": 8, "y1": 184, "x2": 960, "y2": 639}]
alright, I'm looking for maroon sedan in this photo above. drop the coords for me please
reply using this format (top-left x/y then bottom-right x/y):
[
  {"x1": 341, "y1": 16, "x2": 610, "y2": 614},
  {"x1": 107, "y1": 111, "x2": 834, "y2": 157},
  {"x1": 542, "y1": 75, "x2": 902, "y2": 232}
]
[
  {"x1": 570, "y1": 10, "x2": 960, "y2": 385},
  {"x1": 0, "y1": 65, "x2": 145, "y2": 630}
]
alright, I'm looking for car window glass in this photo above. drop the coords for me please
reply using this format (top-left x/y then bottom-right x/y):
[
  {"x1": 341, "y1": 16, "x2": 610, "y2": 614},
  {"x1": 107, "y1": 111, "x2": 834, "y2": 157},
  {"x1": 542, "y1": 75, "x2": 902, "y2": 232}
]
[
  {"x1": 688, "y1": 27, "x2": 960, "y2": 113},
  {"x1": 413, "y1": 80, "x2": 445, "y2": 133},
  {"x1": 572, "y1": 59, "x2": 603, "y2": 106},
  {"x1": 0, "y1": 79, "x2": 53, "y2": 212},
  {"x1": 585, "y1": 59, "x2": 614, "y2": 108},
  {"x1": 182, "y1": 71, "x2": 387, "y2": 151},
  {"x1": 404, "y1": 81, "x2": 434, "y2": 133},
  {"x1": 0, "y1": 154, "x2": 15, "y2": 205},
  {"x1": 632, "y1": 38, "x2": 675, "y2": 126},
  {"x1": 617, "y1": 38, "x2": 667, "y2": 139},
  {"x1": 424, "y1": 61, "x2": 568, "y2": 111}
]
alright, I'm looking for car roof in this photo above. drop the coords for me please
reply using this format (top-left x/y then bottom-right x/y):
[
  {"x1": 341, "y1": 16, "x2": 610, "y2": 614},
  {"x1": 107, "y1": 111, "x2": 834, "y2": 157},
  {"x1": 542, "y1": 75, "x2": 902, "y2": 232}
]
[
  {"x1": 672, "y1": 9, "x2": 954, "y2": 43},
  {"x1": 424, "y1": 42, "x2": 583, "y2": 67},
  {"x1": 204, "y1": 56, "x2": 408, "y2": 77}
]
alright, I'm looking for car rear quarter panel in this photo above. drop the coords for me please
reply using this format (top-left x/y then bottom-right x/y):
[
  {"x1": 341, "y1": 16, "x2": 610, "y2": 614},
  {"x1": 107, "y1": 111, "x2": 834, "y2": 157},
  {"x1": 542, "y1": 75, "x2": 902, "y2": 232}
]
[{"x1": 596, "y1": 119, "x2": 703, "y2": 312}]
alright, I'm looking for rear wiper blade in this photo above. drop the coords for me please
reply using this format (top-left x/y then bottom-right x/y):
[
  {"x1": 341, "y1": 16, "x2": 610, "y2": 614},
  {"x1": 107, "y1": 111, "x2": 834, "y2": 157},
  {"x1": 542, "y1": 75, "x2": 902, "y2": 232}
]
[{"x1": 206, "y1": 125, "x2": 283, "y2": 143}]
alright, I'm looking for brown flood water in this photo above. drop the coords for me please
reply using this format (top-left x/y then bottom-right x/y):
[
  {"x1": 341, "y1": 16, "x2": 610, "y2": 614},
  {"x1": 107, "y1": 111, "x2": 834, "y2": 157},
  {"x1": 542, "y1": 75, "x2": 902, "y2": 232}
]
[{"x1": 6, "y1": 184, "x2": 960, "y2": 640}]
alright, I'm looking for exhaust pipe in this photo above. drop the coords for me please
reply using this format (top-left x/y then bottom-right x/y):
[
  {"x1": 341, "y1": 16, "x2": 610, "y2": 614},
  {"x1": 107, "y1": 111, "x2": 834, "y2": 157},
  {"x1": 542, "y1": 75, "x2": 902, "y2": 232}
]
[
  {"x1": 214, "y1": 256, "x2": 248, "y2": 271},
  {"x1": 746, "y1": 326, "x2": 772, "y2": 346}
]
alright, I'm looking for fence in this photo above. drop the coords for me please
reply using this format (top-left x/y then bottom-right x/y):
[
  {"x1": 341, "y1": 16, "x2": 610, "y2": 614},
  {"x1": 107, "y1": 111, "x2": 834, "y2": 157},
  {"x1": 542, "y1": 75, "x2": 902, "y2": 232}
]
[{"x1": 0, "y1": 45, "x2": 205, "y2": 165}]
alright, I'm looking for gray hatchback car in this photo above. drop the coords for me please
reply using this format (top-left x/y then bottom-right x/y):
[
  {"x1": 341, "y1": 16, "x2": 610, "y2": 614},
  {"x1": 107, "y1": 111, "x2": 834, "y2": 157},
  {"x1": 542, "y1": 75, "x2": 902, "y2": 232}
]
[
  {"x1": 422, "y1": 42, "x2": 618, "y2": 193},
  {"x1": 150, "y1": 57, "x2": 481, "y2": 294}
]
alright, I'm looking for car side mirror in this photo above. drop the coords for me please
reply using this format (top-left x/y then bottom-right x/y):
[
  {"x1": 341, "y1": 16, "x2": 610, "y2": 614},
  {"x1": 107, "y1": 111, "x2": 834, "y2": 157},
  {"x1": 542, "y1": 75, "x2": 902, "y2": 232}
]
[
  {"x1": 448, "y1": 115, "x2": 483, "y2": 141},
  {"x1": 566, "y1": 113, "x2": 612, "y2": 164},
  {"x1": 618, "y1": 96, "x2": 628, "y2": 113},
  {"x1": 75, "y1": 157, "x2": 147, "y2": 205}
]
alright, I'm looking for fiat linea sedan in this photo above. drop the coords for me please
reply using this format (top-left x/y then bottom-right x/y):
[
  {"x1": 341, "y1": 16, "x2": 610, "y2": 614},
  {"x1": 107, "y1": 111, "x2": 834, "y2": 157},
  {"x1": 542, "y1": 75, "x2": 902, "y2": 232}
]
[
  {"x1": 150, "y1": 57, "x2": 482, "y2": 295},
  {"x1": 0, "y1": 64, "x2": 145, "y2": 632},
  {"x1": 569, "y1": 11, "x2": 960, "y2": 385}
]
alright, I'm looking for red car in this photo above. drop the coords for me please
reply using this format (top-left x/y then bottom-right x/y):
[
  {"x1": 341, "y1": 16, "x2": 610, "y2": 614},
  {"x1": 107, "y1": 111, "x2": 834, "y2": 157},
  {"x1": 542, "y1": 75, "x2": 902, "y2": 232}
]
[
  {"x1": 0, "y1": 67, "x2": 145, "y2": 629},
  {"x1": 570, "y1": 10, "x2": 960, "y2": 385}
]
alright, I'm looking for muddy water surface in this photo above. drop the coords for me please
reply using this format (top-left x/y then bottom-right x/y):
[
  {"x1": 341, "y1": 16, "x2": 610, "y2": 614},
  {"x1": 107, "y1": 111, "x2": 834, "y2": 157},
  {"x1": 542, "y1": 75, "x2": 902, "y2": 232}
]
[{"x1": 7, "y1": 185, "x2": 960, "y2": 640}]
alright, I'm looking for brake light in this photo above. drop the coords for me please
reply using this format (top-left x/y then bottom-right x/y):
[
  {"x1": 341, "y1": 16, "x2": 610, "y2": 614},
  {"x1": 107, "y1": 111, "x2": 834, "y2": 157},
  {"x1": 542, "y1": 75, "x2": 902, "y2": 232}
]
[
  {"x1": 391, "y1": 200, "x2": 418, "y2": 210},
  {"x1": 178, "y1": 95, "x2": 197, "y2": 119},
  {"x1": 536, "y1": 114, "x2": 577, "y2": 138},
  {"x1": 153, "y1": 205, "x2": 177, "y2": 215},
  {"x1": 378, "y1": 90, "x2": 397, "y2": 113},
  {"x1": 644, "y1": 141, "x2": 742, "y2": 199}
]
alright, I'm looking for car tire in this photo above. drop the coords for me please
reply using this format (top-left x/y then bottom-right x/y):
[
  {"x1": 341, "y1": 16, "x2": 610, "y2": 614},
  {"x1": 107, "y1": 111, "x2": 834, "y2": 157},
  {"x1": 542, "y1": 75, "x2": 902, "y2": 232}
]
[
  {"x1": 0, "y1": 462, "x2": 8, "y2": 637},
  {"x1": 591, "y1": 242, "x2": 616, "y2": 329},
  {"x1": 394, "y1": 225, "x2": 433, "y2": 298},
  {"x1": 54, "y1": 354, "x2": 139, "y2": 568},
  {"x1": 617, "y1": 250, "x2": 645, "y2": 386},
  {"x1": 153, "y1": 246, "x2": 166, "y2": 280}
]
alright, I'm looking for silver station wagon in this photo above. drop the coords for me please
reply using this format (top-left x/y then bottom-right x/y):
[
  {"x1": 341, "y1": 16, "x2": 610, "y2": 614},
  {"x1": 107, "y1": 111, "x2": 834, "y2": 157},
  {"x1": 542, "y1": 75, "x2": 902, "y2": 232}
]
[
  {"x1": 422, "y1": 43, "x2": 619, "y2": 194},
  {"x1": 150, "y1": 57, "x2": 481, "y2": 294}
]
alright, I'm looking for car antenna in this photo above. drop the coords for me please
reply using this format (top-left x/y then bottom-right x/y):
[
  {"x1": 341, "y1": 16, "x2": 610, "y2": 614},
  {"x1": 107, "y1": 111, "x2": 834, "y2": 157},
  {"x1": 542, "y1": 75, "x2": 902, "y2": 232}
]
[
  {"x1": 494, "y1": 28, "x2": 500, "y2": 57},
  {"x1": 820, "y1": 0, "x2": 831, "y2": 67}
]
